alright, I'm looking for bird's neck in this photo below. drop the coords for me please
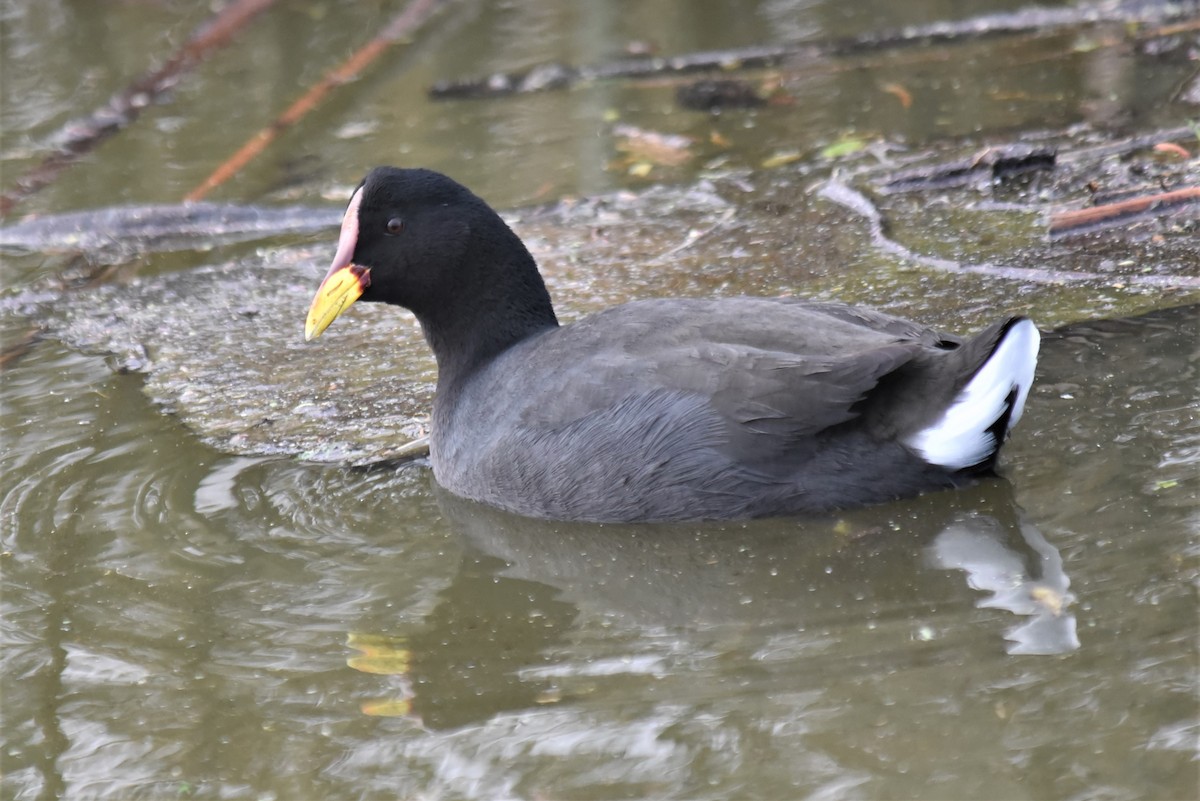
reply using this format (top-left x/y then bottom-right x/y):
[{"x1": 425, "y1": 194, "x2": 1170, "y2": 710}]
[{"x1": 416, "y1": 233, "x2": 559, "y2": 395}]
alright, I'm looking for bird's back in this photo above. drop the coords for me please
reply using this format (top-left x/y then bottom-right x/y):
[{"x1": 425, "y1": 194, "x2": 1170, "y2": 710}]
[{"x1": 430, "y1": 298, "x2": 1031, "y2": 522}]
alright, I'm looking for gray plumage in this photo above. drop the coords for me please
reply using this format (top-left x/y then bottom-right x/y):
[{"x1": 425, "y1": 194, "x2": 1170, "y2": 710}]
[{"x1": 317, "y1": 167, "x2": 1038, "y2": 522}]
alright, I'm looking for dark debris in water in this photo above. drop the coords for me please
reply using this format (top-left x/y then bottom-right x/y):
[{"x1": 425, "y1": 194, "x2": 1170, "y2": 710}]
[
  {"x1": 7, "y1": 137, "x2": 1199, "y2": 463},
  {"x1": 856, "y1": 125, "x2": 1200, "y2": 251},
  {"x1": 676, "y1": 79, "x2": 768, "y2": 112}
]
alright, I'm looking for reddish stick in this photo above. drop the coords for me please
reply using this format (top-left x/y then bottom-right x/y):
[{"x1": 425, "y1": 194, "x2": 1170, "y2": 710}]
[
  {"x1": 185, "y1": 0, "x2": 446, "y2": 203},
  {"x1": 1049, "y1": 186, "x2": 1200, "y2": 236},
  {"x1": 0, "y1": 0, "x2": 277, "y2": 218}
]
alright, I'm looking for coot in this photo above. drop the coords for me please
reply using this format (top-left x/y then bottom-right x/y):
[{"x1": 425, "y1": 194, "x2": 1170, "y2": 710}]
[{"x1": 305, "y1": 167, "x2": 1039, "y2": 522}]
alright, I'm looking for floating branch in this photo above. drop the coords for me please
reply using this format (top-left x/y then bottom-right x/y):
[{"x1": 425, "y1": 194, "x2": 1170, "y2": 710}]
[
  {"x1": 1057, "y1": 125, "x2": 1199, "y2": 164},
  {"x1": 428, "y1": 0, "x2": 1200, "y2": 100},
  {"x1": 1050, "y1": 187, "x2": 1200, "y2": 238},
  {"x1": 0, "y1": 0, "x2": 277, "y2": 219},
  {"x1": 185, "y1": 0, "x2": 450, "y2": 202},
  {"x1": 876, "y1": 145, "x2": 1058, "y2": 195},
  {"x1": 429, "y1": 43, "x2": 808, "y2": 100},
  {"x1": 851, "y1": 126, "x2": 1197, "y2": 199}
]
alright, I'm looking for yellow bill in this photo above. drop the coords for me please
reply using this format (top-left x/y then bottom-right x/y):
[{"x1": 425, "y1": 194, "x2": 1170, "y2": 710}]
[
  {"x1": 305, "y1": 264, "x2": 370, "y2": 340},
  {"x1": 305, "y1": 185, "x2": 367, "y2": 341}
]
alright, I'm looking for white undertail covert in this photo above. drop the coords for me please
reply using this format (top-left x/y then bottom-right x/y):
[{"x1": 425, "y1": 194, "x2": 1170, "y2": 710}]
[{"x1": 906, "y1": 318, "x2": 1040, "y2": 470}]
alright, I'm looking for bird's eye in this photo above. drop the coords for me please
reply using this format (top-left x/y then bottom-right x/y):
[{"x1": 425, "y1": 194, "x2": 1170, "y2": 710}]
[{"x1": 385, "y1": 217, "x2": 404, "y2": 235}]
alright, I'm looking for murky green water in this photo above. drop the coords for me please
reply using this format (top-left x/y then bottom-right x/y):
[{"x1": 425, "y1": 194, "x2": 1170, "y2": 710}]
[{"x1": 2, "y1": 1, "x2": 1198, "y2": 799}]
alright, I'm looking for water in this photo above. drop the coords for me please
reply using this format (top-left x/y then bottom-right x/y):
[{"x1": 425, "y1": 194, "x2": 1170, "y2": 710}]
[
  {"x1": 3, "y1": 308, "x2": 1196, "y2": 799},
  {"x1": 2, "y1": 1, "x2": 1198, "y2": 798}
]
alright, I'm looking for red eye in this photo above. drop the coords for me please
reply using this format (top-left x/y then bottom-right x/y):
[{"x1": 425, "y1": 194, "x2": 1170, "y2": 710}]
[{"x1": 386, "y1": 217, "x2": 404, "y2": 235}]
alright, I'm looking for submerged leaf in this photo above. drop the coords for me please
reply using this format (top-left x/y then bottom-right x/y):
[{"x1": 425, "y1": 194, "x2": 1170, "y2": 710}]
[
  {"x1": 881, "y1": 82, "x2": 913, "y2": 109},
  {"x1": 761, "y1": 149, "x2": 803, "y2": 168},
  {"x1": 819, "y1": 137, "x2": 868, "y2": 160},
  {"x1": 612, "y1": 124, "x2": 695, "y2": 167}
]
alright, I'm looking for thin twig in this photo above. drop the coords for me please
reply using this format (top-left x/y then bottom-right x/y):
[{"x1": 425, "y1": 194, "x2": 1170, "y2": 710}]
[
  {"x1": 1050, "y1": 187, "x2": 1200, "y2": 237},
  {"x1": 0, "y1": 0, "x2": 277, "y2": 219},
  {"x1": 185, "y1": 0, "x2": 449, "y2": 202},
  {"x1": 817, "y1": 179, "x2": 1200, "y2": 289},
  {"x1": 648, "y1": 207, "x2": 738, "y2": 264}
]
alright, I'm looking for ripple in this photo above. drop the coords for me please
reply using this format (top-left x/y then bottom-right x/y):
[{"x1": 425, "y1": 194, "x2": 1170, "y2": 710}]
[{"x1": 3, "y1": 311, "x2": 1198, "y2": 800}]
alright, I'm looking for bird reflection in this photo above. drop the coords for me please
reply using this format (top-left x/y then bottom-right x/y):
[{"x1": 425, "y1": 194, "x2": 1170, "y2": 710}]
[
  {"x1": 927, "y1": 509, "x2": 1078, "y2": 655},
  {"x1": 348, "y1": 478, "x2": 1077, "y2": 728}
]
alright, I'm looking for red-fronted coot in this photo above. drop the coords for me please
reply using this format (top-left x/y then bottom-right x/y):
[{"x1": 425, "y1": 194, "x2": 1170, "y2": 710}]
[{"x1": 305, "y1": 167, "x2": 1039, "y2": 523}]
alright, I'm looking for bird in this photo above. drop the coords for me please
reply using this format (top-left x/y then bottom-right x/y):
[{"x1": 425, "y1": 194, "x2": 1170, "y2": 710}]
[{"x1": 305, "y1": 167, "x2": 1039, "y2": 523}]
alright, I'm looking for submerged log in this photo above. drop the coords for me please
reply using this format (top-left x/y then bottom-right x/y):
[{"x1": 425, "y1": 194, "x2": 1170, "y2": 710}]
[
  {"x1": 428, "y1": 0, "x2": 1200, "y2": 100},
  {"x1": 0, "y1": 203, "x2": 341, "y2": 257},
  {"x1": 876, "y1": 145, "x2": 1058, "y2": 195}
]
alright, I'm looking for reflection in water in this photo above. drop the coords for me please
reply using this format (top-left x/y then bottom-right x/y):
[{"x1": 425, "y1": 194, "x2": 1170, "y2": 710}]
[
  {"x1": 350, "y1": 478, "x2": 1078, "y2": 730},
  {"x1": 347, "y1": 548, "x2": 579, "y2": 729},
  {"x1": 928, "y1": 512, "x2": 1078, "y2": 656}
]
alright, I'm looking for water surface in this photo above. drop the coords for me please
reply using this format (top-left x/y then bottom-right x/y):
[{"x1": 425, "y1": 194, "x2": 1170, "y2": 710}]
[{"x1": 2, "y1": 1, "x2": 1197, "y2": 799}]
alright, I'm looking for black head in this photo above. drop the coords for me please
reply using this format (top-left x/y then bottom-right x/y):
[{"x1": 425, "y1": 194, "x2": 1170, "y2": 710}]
[
  {"x1": 350, "y1": 167, "x2": 492, "y2": 315},
  {"x1": 306, "y1": 167, "x2": 558, "y2": 372}
]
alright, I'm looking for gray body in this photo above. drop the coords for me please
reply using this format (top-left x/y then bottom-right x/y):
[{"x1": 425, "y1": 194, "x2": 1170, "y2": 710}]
[
  {"x1": 431, "y1": 297, "x2": 1014, "y2": 522},
  {"x1": 323, "y1": 167, "x2": 1036, "y2": 523}
]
